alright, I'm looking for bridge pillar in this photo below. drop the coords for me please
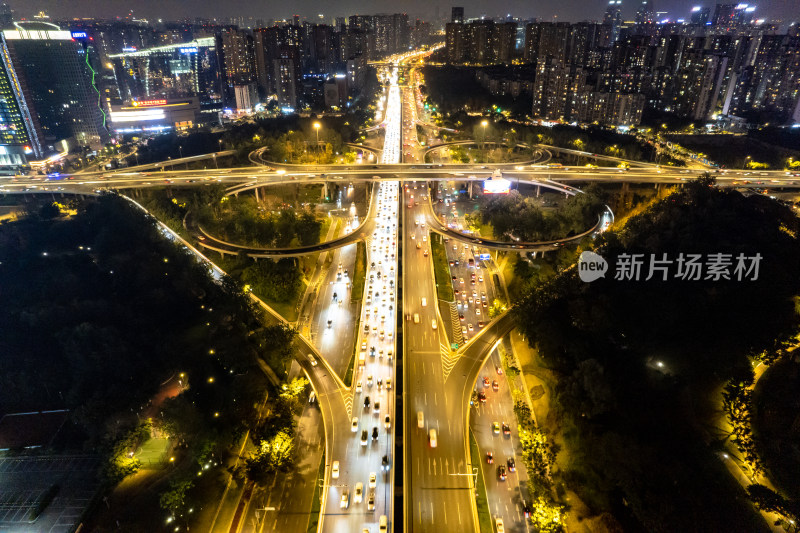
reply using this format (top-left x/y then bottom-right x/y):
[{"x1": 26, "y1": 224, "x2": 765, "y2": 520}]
[
  {"x1": 536, "y1": 185, "x2": 541, "y2": 197},
  {"x1": 254, "y1": 187, "x2": 260, "y2": 203}
]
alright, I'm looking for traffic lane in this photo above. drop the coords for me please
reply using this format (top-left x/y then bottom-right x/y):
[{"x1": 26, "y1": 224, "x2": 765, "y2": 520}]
[
  {"x1": 471, "y1": 349, "x2": 530, "y2": 531},
  {"x1": 255, "y1": 401, "x2": 325, "y2": 533},
  {"x1": 314, "y1": 244, "x2": 358, "y2": 377},
  {"x1": 324, "y1": 185, "x2": 398, "y2": 532},
  {"x1": 404, "y1": 202, "x2": 477, "y2": 532}
]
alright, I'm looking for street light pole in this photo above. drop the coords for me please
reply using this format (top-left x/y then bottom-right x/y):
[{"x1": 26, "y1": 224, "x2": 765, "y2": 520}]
[
  {"x1": 481, "y1": 120, "x2": 488, "y2": 157},
  {"x1": 314, "y1": 122, "x2": 321, "y2": 165}
]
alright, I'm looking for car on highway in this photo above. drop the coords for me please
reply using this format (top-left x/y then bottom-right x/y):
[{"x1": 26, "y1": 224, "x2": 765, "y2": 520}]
[
  {"x1": 495, "y1": 518, "x2": 505, "y2": 532},
  {"x1": 478, "y1": 391, "x2": 486, "y2": 403},
  {"x1": 507, "y1": 457, "x2": 516, "y2": 472},
  {"x1": 492, "y1": 422, "x2": 500, "y2": 435},
  {"x1": 356, "y1": 380, "x2": 362, "y2": 393},
  {"x1": 492, "y1": 380, "x2": 499, "y2": 391},
  {"x1": 309, "y1": 353, "x2": 318, "y2": 366},
  {"x1": 417, "y1": 411, "x2": 424, "y2": 428},
  {"x1": 382, "y1": 455, "x2": 390, "y2": 471},
  {"x1": 369, "y1": 472, "x2": 377, "y2": 488},
  {"x1": 498, "y1": 465, "x2": 507, "y2": 481},
  {"x1": 486, "y1": 451, "x2": 493, "y2": 464},
  {"x1": 372, "y1": 427, "x2": 379, "y2": 440},
  {"x1": 431, "y1": 319, "x2": 437, "y2": 330},
  {"x1": 502, "y1": 422, "x2": 511, "y2": 436},
  {"x1": 352, "y1": 417, "x2": 359, "y2": 432},
  {"x1": 355, "y1": 482, "x2": 363, "y2": 503},
  {"x1": 483, "y1": 377, "x2": 490, "y2": 387},
  {"x1": 332, "y1": 460, "x2": 340, "y2": 479},
  {"x1": 379, "y1": 515, "x2": 388, "y2": 532},
  {"x1": 429, "y1": 428, "x2": 438, "y2": 448},
  {"x1": 367, "y1": 492, "x2": 375, "y2": 511},
  {"x1": 361, "y1": 430, "x2": 368, "y2": 445},
  {"x1": 340, "y1": 490, "x2": 350, "y2": 509}
]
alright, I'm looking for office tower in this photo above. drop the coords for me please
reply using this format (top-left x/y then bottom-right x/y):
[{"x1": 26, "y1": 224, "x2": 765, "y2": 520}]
[
  {"x1": 604, "y1": 1, "x2": 623, "y2": 42},
  {"x1": 109, "y1": 37, "x2": 221, "y2": 111},
  {"x1": 636, "y1": 0, "x2": 656, "y2": 24},
  {"x1": 451, "y1": 7, "x2": 464, "y2": 24},
  {"x1": 0, "y1": 3, "x2": 12, "y2": 30},
  {"x1": 0, "y1": 34, "x2": 42, "y2": 162},
  {"x1": 712, "y1": 4, "x2": 741, "y2": 27},
  {"x1": 2, "y1": 22, "x2": 108, "y2": 149},
  {"x1": 690, "y1": 6, "x2": 711, "y2": 25}
]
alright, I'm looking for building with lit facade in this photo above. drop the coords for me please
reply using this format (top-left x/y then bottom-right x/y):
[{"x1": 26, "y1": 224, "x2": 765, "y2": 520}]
[
  {"x1": 2, "y1": 22, "x2": 108, "y2": 150},
  {"x1": 109, "y1": 37, "x2": 222, "y2": 114}
]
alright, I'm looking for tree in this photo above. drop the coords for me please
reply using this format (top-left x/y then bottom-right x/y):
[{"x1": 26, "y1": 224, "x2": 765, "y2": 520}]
[
  {"x1": 159, "y1": 479, "x2": 194, "y2": 515},
  {"x1": 747, "y1": 484, "x2": 800, "y2": 528},
  {"x1": 39, "y1": 202, "x2": 61, "y2": 219}
]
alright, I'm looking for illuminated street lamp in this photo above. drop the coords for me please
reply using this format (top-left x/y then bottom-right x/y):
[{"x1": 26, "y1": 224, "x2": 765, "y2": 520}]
[
  {"x1": 481, "y1": 119, "x2": 488, "y2": 154},
  {"x1": 314, "y1": 122, "x2": 321, "y2": 164},
  {"x1": 743, "y1": 155, "x2": 751, "y2": 169}
]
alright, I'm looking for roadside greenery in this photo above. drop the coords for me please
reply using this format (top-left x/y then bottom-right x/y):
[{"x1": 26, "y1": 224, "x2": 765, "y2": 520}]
[
  {"x1": 0, "y1": 194, "x2": 304, "y2": 528},
  {"x1": 475, "y1": 185, "x2": 606, "y2": 242},
  {"x1": 430, "y1": 233, "x2": 455, "y2": 301},
  {"x1": 514, "y1": 176, "x2": 800, "y2": 530}
]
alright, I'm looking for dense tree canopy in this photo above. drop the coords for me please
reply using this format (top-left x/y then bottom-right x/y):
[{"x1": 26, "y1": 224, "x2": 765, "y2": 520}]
[
  {"x1": 0, "y1": 195, "x2": 295, "y2": 450},
  {"x1": 515, "y1": 177, "x2": 800, "y2": 531}
]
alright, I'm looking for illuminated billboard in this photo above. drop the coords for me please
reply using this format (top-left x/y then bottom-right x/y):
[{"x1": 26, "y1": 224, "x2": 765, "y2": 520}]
[
  {"x1": 132, "y1": 99, "x2": 167, "y2": 107},
  {"x1": 483, "y1": 177, "x2": 511, "y2": 194}
]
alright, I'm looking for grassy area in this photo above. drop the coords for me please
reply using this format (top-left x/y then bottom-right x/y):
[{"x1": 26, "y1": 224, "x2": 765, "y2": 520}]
[
  {"x1": 306, "y1": 452, "x2": 326, "y2": 533},
  {"x1": 134, "y1": 437, "x2": 169, "y2": 468},
  {"x1": 343, "y1": 338, "x2": 356, "y2": 388},
  {"x1": 430, "y1": 233, "x2": 455, "y2": 301},
  {"x1": 351, "y1": 241, "x2": 367, "y2": 303},
  {"x1": 470, "y1": 430, "x2": 494, "y2": 533}
]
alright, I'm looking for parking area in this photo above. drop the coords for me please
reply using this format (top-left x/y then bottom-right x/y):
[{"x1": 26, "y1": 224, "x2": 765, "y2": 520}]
[{"x1": 0, "y1": 455, "x2": 100, "y2": 532}]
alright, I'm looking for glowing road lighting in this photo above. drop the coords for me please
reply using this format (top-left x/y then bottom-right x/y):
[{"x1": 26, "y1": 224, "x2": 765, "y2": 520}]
[{"x1": 656, "y1": 361, "x2": 664, "y2": 368}]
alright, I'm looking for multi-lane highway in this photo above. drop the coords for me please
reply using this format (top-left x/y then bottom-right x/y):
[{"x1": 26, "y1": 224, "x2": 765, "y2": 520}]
[{"x1": 8, "y1": 45, "x2": 800, "y2": 533}]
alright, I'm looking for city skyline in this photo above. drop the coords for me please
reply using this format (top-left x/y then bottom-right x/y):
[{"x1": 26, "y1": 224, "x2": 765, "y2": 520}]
[{"x1": 10, "y1": 0, "x2": 800, "y2": 26}]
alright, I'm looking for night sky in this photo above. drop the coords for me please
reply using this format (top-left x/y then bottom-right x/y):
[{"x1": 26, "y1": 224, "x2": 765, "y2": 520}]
[{"x1": 14, "y1": 0, "x2": 800, "y2": 25}]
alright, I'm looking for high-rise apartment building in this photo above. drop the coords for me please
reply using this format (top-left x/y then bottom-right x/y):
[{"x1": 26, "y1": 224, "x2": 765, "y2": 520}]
[{"x1": 451, "y1": 7, "x2": 464, "y2": 24}]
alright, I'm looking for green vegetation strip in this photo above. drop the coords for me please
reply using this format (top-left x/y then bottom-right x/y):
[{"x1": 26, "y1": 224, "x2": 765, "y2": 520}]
[
  {"x1": 469, "y1": 430, "x2": 494, "y2": 533},
  {"x1": 430, "y1": 233, "x2": 454, "y2": 301},
  {"x1": 306, "y1": 452, "x2": 326, "y2": 533},
  {"x1": 343, "y1": 342, "x2": 356, "y2": 388},
  {"x1": 351, "y1": 241, "x2": 366, "y2": 303}
]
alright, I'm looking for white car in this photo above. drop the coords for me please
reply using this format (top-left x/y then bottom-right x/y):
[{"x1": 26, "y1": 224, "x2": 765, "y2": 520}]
[
  {"x1": 431, "y1": 320, "x2": 437, "y2": 330},
  {"x1": 384, "y1": 414, "x2": 391, "y2": 428},
  {"x1": 332, "y1": 460, "x2": 340, "y2": 479},
  {"x1": 340, "y1": 491, "x2": 349, "y2": 509},
  {"x1": 351, "y1": 417, "x2": 358, "y2": 432},
  {"x1": 369, "y1": 472, "x2": 377, "y2": 488},
  {"x1": 496, "y1": 518, "x2": 505, "y2": 532},
  {"x1": 309, "y1": 353, "x2": 317, "y2": 366}
]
